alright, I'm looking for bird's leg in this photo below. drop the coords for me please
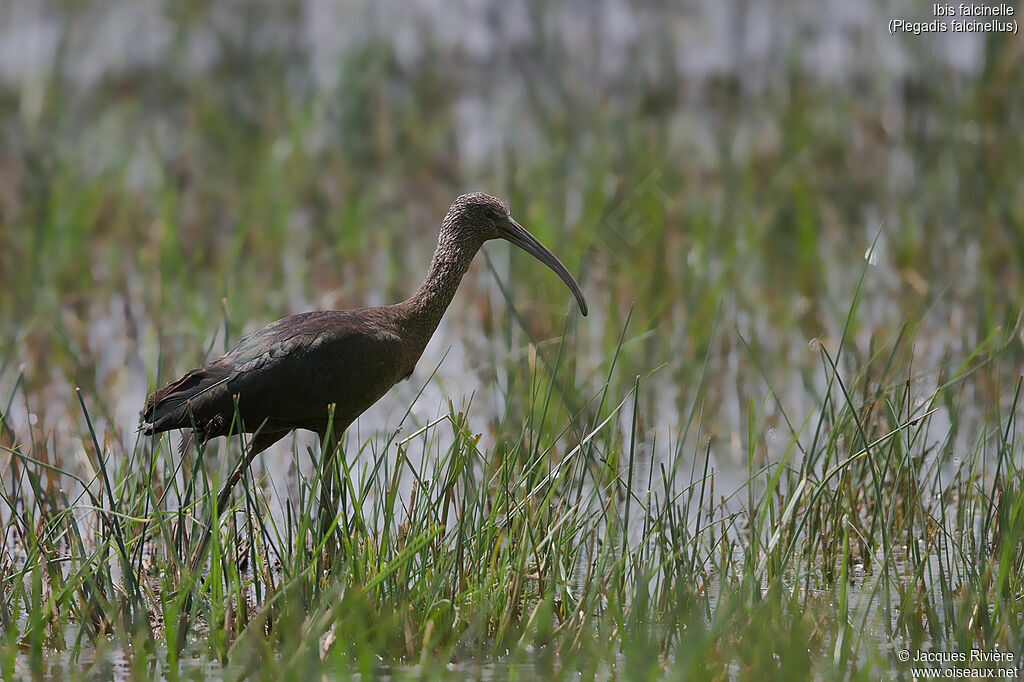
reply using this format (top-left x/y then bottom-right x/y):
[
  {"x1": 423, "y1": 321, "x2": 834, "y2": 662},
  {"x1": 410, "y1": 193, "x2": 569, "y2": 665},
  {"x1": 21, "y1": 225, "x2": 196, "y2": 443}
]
[
  {"x1": 317, "y1": 429, "x2": 342, "y2": 558},
  {"x1": 178, "y1": 427, "x2": 283, "y2": 655},
  {"x1": 186, "y1": 428, "x2": 285, "y2": 576},
  {"x1": 216, "y1": 429, "x2": 285, "y2": 522}
]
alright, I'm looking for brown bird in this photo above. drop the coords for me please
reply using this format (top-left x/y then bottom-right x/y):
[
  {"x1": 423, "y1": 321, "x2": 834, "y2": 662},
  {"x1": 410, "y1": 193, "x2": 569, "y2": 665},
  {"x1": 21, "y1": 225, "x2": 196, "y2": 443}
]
[{"x1": 142, "y1": 192, "x2": 587, "y2": 518}]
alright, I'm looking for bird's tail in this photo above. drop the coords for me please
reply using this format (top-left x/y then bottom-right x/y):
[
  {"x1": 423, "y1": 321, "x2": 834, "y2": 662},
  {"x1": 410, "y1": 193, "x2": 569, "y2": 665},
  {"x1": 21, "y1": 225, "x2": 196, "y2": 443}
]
[{"x1": 141, "y1": 363, "x2": 232, "y2": 437}]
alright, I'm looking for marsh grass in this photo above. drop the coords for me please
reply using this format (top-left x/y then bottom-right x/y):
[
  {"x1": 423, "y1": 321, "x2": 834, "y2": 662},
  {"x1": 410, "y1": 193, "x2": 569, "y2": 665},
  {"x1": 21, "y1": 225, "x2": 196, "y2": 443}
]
[{"x1": 2, "y1": 285, "x2": 1024, "y2": 679}]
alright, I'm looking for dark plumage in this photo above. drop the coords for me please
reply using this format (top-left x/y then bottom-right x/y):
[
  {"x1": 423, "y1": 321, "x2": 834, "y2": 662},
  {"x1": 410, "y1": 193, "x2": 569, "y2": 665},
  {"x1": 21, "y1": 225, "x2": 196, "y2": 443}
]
[
  {"x1": 142, "y1": 192, "x2": 587, "y2": 518},
  {"x1": 143, "y1": 308, "x2": 408, "y2": 455}
]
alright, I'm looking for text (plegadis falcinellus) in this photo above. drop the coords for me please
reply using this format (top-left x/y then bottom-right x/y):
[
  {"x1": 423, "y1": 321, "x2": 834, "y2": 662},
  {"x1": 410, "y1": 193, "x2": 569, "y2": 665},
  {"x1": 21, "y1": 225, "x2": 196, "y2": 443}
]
[{"x1": 142, "y1": 192, "x2": 587, "y2": 525}]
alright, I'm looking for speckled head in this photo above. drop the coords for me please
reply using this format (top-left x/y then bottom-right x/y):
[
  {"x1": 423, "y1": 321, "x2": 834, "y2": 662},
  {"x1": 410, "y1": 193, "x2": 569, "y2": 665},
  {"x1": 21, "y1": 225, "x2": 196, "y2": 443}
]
[
  {"x1": 445, "y1": 192, "x2": 510, "y2": 240},
  {"x1": 446, "y1": 192, "x2": 588, "y2": 316}
]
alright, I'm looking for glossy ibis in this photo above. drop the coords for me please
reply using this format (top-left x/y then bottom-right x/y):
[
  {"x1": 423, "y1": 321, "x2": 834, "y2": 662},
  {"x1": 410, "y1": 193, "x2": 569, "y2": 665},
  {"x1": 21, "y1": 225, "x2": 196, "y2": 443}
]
[{"x1": 142, "y1": 192, "x2": 587, "y2": 522}]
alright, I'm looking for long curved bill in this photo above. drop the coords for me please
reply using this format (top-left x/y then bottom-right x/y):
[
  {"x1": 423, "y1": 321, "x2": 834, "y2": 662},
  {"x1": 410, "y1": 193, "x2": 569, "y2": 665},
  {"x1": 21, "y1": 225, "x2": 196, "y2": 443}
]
[{"x1": 503, "y1": 218, "x2": 588, "y2": 316}]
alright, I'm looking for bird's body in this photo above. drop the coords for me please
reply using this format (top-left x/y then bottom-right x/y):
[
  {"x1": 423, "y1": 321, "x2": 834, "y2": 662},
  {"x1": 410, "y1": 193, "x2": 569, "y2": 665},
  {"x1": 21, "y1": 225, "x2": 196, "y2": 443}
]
[
  {"x1": 143, "y1": 308, "x2": 412, "y2": 452},
  {"x1": 142, "y1": 193, "x2": 587, "y2": 508}
]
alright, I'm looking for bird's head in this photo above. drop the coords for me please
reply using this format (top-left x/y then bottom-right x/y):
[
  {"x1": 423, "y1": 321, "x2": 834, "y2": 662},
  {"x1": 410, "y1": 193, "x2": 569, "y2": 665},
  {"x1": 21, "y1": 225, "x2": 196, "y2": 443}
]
[{"x1": 447, "y1": 192, "x2": 588, "y2": 316}]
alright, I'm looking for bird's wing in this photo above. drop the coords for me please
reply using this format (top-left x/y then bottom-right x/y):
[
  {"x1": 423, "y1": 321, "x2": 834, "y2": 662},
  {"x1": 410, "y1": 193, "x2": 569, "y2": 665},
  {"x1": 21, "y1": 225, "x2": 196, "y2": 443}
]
[
  {"x1": 144, "y1": 312, "x2": 333, "y2": 434},
  {"x1": 221, "y1": 310, "x2": 406, "y2": 426},
  {"x1": 143, "y1": 310, "x2": 403, "y2": 437},
  {"x1": 226, "y1": 312, "x2": 334, "y2": 373}
]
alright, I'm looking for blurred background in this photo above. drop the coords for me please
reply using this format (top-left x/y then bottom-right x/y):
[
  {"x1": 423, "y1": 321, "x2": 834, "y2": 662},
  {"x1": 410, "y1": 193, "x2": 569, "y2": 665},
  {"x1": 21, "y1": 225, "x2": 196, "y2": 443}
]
[{"x1": 1, "y1": 0, "x2": 1022, "y2": 481}]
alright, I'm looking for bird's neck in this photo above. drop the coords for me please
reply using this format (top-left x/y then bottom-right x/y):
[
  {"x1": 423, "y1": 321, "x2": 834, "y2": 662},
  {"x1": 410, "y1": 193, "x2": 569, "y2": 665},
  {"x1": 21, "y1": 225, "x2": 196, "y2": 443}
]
[{"x1": 398, "y1": 221, "x2": 484, "y2": 352}]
